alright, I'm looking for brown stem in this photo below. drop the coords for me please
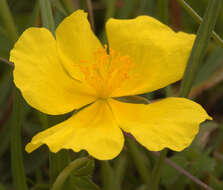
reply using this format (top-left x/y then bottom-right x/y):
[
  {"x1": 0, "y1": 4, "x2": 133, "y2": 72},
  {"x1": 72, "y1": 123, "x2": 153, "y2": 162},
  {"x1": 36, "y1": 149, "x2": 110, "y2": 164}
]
[
  {"x1": 0, "y1": 57, "x2": 14, "y2": 67},
  {"x1": 86, "y1": 0, "x2": 95, "y2": 32},
  {"x1": 171, "y1": 0, "x2": 181, "y2": 31},
  {"x1": 152, "y1": 152, "x2": 213, "y2": 190}
]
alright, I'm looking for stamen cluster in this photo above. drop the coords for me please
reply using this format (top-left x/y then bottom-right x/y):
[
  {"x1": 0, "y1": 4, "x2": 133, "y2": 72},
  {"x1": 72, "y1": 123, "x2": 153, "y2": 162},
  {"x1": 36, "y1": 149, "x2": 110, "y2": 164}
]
[{"x1": 79, "y1": 45, "x2": 135, "y2": 98}]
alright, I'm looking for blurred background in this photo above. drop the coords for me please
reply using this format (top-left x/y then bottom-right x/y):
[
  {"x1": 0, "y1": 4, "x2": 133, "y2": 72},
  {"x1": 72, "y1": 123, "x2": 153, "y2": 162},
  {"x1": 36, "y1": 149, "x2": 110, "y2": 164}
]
[{"x1": 0, "y1": 0, "x2": 223, "y2": 189}]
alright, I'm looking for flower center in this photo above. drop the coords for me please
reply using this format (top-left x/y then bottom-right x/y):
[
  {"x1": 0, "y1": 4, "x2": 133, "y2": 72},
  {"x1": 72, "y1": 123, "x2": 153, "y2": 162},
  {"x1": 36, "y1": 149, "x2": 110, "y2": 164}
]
[{"x1": 79, "y1": 45, "x2": 134, "y2": 99}]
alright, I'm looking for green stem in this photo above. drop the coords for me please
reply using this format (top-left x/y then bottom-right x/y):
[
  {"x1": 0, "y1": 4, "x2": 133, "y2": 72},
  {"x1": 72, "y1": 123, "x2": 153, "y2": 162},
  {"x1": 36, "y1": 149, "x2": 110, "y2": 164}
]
[
  {"x1": 176, "y1": 0, "x2": 223, "y2": 48},
  {"x1": 49, "y1": 150, "x2": 71, "y2": 186},
  {"x1": 0, "y1": 0, "x2": 18, "y2": 43},
  {"x1": 114, "y1": 153, "x2": 128, "y2": 190},
  {"x1": 10, "y1": 89, "x2": 28, "y2": 190},
  {"x1": 39, "y1": 0, "x2": 55, "y2": 34},
  {"x1": 150, "y1": 149, "x2": 168, "y2": 190},
  {"x1": 179, "y1": 0, "x2": 222, "y2": 98},
  {"x1": 126, "y1": 137, "x2": 152, "y2": 184},
  {"x1": 51, "y1": 157, "x2": 90, "y2": 190},
  {"x1": 101, "y1": 161, "x2": 119, "y2": 190}
]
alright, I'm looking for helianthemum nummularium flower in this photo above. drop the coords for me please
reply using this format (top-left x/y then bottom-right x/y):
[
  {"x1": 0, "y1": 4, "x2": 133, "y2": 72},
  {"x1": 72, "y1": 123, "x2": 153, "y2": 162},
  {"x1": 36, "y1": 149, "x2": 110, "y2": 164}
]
[{"x1": 10, "y1": 10, "x2": 211, "y2": 160}]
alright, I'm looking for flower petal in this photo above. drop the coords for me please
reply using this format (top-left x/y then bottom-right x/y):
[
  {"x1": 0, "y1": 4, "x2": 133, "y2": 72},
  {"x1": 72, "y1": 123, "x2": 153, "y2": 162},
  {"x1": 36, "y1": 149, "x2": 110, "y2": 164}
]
[
  {"x1": 109, "y1": 97, "x2": 211, "y2": 151},
  {"x1": 106, "y1": 16, "x2": 195, "y2": 97},
  {"x1": 10, "y1": 27, "x2": 97, "y2": 115},
  {"x1": 56, "y1": 10, "x2": 103, "y2": 81},
  {"x1": 26, "y1": 100, "x2": 124, "y2": 160}
]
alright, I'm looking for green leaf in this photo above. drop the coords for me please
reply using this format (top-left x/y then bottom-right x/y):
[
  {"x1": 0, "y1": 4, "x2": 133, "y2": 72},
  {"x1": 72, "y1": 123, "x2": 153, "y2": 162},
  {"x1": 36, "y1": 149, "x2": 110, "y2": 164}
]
[
  {"x1": 0, "y1": 184, "x2": 6, "y2": 190},
  {"x1": 0, "y1": 0, "x2": 19, "y2": 43},
  {"x1": 194, "y1": 47, "x2": 223, "y2": 86},
  {"x1": 0, "y1": 122, "x2": 10, "y2": 157},
  {"x1": 27, "y1": 0, "x2": 40, "y2": 27},
  {"x1": 126, "y1": 137, "x2": 152, "y2": 184},
  {"x1": 115, "y1": 96, "x2": 150, "y2": 104},
  {"x1": 0, "y1": 27, "x2": 12, "y2": 59},
  {"x1": 105, "y1": 0, "x2": 117, "y2": 21},
  {"x1": 210, "y1": 175, "x2": 223, "y2": 190},
  {"x1": 39, "y1": 0, "x2": 55, "y2": 34},
  {"x1": 10, "y1": 88, "x2": 28, "y2": 190},
  {"x1": 70, "y1": 176, "x2": 100, "y2": 190},
  {"x1": 51, "y1": 157, "x2": 95, "y2": 190},
  {"x1": 190, "y1": 154, "x2": 216, "y2": 178},
  {"x1": 176, "y1": 0, "x2": 223, "y2": 47},
  {"x1": 72, "y1": 157, "x2": 95, "y2": 176},
  {"x1": 157, "y1": 0, "x2": 169, "y2": 24},
  {"x1": 61, "y1": 0, "x2": 76, "y2": 15},
  {"x1": 137, "y1": 0, "x2": 155, "y2": 15},
  {"x1": 161, "y1": 155, "x2": 188, "y2": 186},
  {"x1": 101, "y1": 161, "x2": 119, "y2": 190},
  {"x1": 179, "y1": 0, "x2": 222, "y2": 97},
  {"x1": 0, "y1": 72, "x2": 12, "y2": 107},
  {"x1": 116, "y1": 0, "x2": 138, "y2": 19},
  {"x1": 193, "y1": 121, "x2": 218, "y2": 150},
  {"x1": 53, "y1": 0, "x2": 68, "y2": 16},
  {"x1": 49, "y1": 150, "x2": 71, "y2": 186}
]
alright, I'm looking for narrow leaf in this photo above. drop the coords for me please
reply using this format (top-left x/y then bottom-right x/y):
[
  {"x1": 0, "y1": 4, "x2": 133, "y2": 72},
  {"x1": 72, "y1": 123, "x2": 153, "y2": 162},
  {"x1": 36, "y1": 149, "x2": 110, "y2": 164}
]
[
  {"x1": 179, "y1": 0, "x2": 222, "y2": 97},
  {"x1": 10, "y1": 88, "x2": 28, "y2": 190},
  {"x1": 39, "y1": 0, "x2": 55, "y2": 33}
]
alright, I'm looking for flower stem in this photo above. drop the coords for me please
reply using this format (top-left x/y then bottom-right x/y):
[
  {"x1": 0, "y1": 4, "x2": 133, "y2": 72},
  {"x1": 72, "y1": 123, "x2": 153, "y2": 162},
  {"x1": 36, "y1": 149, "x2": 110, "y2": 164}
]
[
  {"x1": 51, "y1": 157, "x2": 91, "y2": 190},
  {"x1": 150, "y1": 149, "x2": 167, "y2": 190},
  {"x1": 101, "y1": 161, "x2": 119, "y2": 190},
  {"x1": 114, "y1": 153, "x2": 128, "y2": 190},
  {"x1": 176, "y1": 0, "x2": 223, "y2": 48},
  {"x1": 126, "y1": 136, "x2": 152, "y2": 184},
  {"x1": 0, "y1": 57, "x2": 14, "y2": 67},
  {"x1": 179, "y1": 0, "x2": 222, "y2": 98},
  {"x1": 0, "y1": 0, "x2": 18, "y2": 43}
]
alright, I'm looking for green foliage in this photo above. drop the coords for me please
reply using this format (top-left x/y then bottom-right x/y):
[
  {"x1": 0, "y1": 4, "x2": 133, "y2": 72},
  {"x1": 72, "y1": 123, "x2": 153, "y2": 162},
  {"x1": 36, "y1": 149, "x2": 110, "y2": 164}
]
[{"x1": 1, "y1": 0, "x2": 223, "y2": 190}]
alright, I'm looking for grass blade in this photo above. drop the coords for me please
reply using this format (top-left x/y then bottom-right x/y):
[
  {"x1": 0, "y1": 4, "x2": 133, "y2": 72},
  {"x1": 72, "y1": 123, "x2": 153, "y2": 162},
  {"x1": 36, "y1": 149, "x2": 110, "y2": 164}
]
[
  {"x1": 39, "y1": 0, "x2": 55, "y2": 33},
  {"x1": 176, "y1": 0, "x2": 223, "y2": 48},
  {"x1": 10, "y1": 88, "x2": 28, "y2": 190},
  {"x1": 0, "y1": 0, "x2": 18, "y2": 43},
  {"x1": 179, "y1": 0, "x2": 222, "y2": 98}
]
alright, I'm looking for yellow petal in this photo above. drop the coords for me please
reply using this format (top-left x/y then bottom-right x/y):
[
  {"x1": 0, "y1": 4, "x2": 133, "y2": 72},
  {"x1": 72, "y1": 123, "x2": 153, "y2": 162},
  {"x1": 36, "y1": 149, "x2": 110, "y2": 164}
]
[
  {"x1": 56, "y1": 10, "x2": 103, "y2": 81},
  {"x1": 10, "y1": 27, "x2": 97, "y2": 115},
  {"x1": 26, "y1": 100, "x2": 124, "y2": 160},
  {"x1": 109, "y1": 97, "x2": 211, "y2": 151},
  {"x1": 106, "y1": 16, "x2": 195, "y2": 97}
]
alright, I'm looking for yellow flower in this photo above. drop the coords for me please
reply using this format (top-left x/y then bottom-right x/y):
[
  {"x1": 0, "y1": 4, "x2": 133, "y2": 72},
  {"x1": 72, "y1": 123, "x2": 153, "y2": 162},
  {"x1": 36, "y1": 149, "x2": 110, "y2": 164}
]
[{"x1": 10, "y1": 10, "x2": 211, "y2": 160}]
